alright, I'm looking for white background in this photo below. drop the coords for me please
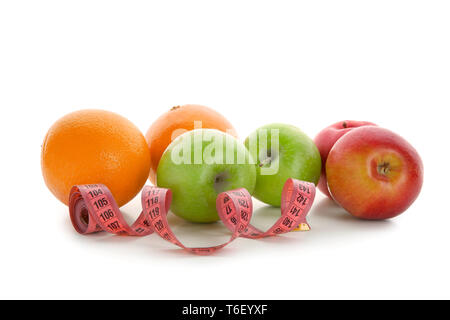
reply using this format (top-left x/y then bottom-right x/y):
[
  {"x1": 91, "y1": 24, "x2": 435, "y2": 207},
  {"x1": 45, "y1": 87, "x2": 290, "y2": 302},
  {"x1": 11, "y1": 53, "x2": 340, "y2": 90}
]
[{"x1": 0, "y1": 0, "x2": 449, "y2": 299}]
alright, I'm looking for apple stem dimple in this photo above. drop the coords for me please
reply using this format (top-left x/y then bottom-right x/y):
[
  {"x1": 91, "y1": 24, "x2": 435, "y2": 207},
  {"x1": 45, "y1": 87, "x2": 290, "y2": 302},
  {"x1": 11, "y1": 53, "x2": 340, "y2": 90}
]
[
  {"x1": 259, "y1": 157, "x2": 272, "y2": 167},
  {"x1": 377, "y1": 162, "x2": 391, "y2": 175},
  {"x1": 214, "y1": 172, "x2": 230, "y2": 193}
]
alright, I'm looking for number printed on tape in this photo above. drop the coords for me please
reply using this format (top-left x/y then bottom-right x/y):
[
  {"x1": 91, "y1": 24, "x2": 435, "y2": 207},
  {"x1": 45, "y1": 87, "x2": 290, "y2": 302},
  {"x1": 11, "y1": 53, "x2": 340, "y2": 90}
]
[{"x1": 69, "y1": 178, "x2": 315, "y2": 255}]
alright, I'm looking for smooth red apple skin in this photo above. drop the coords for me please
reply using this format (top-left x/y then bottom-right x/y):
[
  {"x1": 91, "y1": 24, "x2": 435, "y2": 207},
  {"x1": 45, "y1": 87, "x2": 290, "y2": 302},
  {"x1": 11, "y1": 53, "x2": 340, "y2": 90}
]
[
  {"x1": 326, "y1": 126, "x2": 423, "y2": 220},
  {"x1": 314, "y1": 120, "x2": 376, "y2": 197}
]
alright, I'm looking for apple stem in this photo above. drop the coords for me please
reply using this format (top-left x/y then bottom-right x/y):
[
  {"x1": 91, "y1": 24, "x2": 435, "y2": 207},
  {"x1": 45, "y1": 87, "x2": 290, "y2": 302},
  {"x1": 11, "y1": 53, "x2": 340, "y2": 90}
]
[
  {"x1": 214, "y1": 172, "x2": 230, "y2": 193},
  {"x1": 259, "y1": 157, "x2": 272, "y2": 167},
  {"x1": 342, "y1": 121, "x2": 348, "y2": 128},
  {"x1": 377, "y1": 162, "x2": 390, "y2": 175}
]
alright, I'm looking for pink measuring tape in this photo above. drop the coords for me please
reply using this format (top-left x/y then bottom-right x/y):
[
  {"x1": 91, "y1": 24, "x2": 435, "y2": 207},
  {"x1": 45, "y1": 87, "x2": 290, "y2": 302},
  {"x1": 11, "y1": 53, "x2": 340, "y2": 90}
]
[{"x1": 69, "y1": 178, "x2": 315, "y2": 255}]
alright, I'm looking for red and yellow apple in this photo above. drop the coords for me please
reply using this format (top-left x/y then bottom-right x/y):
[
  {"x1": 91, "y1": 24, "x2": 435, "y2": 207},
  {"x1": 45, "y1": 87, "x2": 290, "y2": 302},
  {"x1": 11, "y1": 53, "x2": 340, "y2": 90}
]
[
  {"x1": 314, "y1": 120, "x2": 376, "y2": 197},
  {"x1": 326, "y1": 126, "x2": 423, "y2": 220}
]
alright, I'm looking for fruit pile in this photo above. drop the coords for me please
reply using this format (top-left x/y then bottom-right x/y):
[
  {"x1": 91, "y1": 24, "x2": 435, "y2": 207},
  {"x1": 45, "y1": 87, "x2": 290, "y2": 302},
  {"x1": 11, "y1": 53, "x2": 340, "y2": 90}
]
[{"x1": 41, "y1": 105, "x2": 423, "y2": 242}]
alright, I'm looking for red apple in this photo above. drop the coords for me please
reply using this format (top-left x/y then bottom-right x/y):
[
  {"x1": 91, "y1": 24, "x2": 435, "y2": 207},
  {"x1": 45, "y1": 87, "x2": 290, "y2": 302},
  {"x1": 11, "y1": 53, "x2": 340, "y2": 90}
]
[
  {"x1": 326, "y1": 126, "x2": 423, "y2": 219},
  {"x1": 314, "y1": 120, "x2": 376, "y2": 197}
]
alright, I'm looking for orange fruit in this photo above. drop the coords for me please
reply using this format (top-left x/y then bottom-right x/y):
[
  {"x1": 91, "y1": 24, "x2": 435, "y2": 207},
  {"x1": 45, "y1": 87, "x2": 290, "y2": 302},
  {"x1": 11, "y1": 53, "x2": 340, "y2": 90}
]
[
  {"x1": 145, "y1": 104, "x2": 237, "y2": 184},
  {"x1": 41, "y1": 109, "x2": 151, "y2": 207}
]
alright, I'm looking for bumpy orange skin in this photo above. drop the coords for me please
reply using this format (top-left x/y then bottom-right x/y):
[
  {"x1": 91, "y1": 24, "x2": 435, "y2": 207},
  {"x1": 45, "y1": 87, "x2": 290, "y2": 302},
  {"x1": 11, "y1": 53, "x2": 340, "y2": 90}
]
[
  {"x1": 145, "y1": 104, "x2": 237, "y2": 184},
  {"x1": 326, "y1": 126, "x2": 423, "y2": 219},
  {"x1": 41, "y1": 109, "x2": 151, "y2": 207}
]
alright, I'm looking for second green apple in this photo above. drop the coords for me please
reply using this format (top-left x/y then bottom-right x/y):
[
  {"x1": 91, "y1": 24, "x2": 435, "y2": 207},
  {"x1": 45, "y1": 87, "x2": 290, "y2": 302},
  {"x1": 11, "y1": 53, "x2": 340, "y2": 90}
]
[{"x1": 244, "y1": 123, "x2": 321, "y2": 206}]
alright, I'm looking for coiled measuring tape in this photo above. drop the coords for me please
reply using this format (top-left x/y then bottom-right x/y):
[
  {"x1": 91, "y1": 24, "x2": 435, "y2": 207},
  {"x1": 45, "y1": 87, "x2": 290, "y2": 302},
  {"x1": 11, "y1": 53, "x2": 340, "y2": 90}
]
[{"x1": 69, "y1": 178, "x2": 315, "y2": 255}]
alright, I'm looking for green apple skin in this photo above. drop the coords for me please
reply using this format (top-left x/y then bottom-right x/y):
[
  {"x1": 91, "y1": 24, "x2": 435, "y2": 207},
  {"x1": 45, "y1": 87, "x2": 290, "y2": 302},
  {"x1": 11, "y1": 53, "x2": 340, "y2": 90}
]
[
  {"x1": 244, "y1": 123, "x2": 321, "y2": 207},
  {"x1": 157, "y1": 129, "x2": 256, "y2": 223}
]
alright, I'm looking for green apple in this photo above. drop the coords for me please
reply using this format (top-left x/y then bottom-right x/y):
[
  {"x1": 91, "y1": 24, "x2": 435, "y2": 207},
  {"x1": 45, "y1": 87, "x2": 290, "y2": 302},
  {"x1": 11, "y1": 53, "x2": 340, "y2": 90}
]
[
  {"x1": 244, "y1": 123, "x2": 321, "y2": 206},
  {"x1": 157, "y1": 129, "x2": 256, "y2": 223}
]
